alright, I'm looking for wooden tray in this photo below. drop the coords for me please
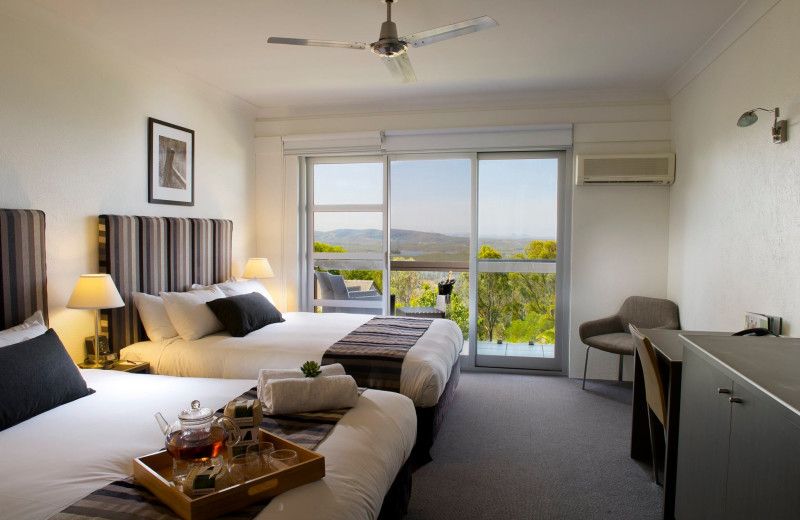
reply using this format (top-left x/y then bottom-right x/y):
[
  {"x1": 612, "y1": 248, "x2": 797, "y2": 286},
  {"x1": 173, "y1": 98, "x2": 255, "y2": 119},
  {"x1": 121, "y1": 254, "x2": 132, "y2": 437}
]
[{"x1": 133, "y1": 430, "x2": 325, "y2": 520}]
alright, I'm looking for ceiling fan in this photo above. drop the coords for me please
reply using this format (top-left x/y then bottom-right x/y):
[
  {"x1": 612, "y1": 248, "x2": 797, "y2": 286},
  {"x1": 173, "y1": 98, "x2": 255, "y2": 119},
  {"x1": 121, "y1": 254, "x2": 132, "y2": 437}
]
[{"x1": 267, "y1": 0, "x2": 498, "y2": 83}]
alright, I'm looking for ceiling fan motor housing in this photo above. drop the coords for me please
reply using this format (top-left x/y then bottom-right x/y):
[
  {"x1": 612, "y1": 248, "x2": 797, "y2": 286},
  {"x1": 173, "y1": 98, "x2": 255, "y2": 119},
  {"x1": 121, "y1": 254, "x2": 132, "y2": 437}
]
[{"x1": 371, "y1": 21, "x2": 408, "y2": 56}]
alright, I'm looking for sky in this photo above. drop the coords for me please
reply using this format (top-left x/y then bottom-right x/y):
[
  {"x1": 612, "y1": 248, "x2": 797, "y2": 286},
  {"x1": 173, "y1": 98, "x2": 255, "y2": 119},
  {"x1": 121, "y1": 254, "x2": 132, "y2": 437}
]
[{"x1": 313, "y1": 157, "x2": 558, "y2": 239}]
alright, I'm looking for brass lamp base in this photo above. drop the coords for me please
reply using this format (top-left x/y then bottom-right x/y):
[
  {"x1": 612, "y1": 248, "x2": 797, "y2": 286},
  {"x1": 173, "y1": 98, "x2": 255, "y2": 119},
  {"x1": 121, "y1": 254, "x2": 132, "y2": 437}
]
[{"x1": 79, "y1": 360, "x2": 111, "y2": 369}]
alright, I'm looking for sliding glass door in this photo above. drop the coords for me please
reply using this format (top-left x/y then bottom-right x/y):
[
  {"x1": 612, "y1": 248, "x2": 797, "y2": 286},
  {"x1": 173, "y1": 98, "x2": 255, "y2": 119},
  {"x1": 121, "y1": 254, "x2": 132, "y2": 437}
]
[
  {"x1": 473, "y1": 152, "x2": 564, "y2": 370},
  {"x1": 306, "y1": 157, "x2": 388, "y2": 314},
  {"x1": 389, "y1": 155, "x2": 472, "y2": 353},
  {"x1": 302, "y1": 151, "x2": 567, "y2": 371}
]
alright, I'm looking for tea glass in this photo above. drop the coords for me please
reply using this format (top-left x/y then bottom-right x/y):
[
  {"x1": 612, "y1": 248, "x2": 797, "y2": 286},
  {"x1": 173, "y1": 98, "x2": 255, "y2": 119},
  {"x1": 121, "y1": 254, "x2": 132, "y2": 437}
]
[
  {"x1": 269, "y1": 449, "x2": 300, "y2": 472},
  {"x1": 173, "y1": 458, "x2": 222, "y2": 487},
  {"x1": 228, "y1": 454, "x2": 260, "y2": 484},
  {"x1": 246, "y1": 441, "x2": 275, "y2": 473}
]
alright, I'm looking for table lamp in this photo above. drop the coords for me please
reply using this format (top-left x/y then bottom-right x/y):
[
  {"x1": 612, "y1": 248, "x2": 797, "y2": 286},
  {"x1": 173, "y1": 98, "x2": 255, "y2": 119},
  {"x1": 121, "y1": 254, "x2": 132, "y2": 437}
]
[
  {"x1": 67, "y1": 274, "x2": 124, "y2": 368},
  {"x1": 243, "y1": 258, "x2": 275, "y2": 279}
]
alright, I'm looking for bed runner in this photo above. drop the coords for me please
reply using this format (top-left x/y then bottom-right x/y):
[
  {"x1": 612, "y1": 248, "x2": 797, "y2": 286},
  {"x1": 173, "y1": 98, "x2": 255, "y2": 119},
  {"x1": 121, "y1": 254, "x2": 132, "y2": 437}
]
[
  {"x1": 52, "y1": 386, "x2": 362, "y2": 520},
  {"x1": 321, "y1": 315, "x2": 433, "y2": 393}
]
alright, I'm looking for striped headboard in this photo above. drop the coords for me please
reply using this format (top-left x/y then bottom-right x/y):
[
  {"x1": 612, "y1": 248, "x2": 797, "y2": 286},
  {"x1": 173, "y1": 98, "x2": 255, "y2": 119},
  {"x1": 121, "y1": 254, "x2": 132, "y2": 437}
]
[
  {"x1": 99, "y1": 215, "x2": 233, "y2": 350},
  {"x1": 0, "y1": 209, "x2": 48, "y2": 329}
]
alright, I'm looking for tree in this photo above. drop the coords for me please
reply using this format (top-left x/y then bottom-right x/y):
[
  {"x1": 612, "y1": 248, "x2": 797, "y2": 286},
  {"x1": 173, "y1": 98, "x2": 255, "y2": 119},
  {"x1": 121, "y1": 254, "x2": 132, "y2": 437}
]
[
  {"x1": 314, "y1": 242, "x2": 346, "y2": 253},
  {"x1": 508, "y1": 240, "x2": 557, "y2": 344},
  {"x1": 476, "y1": 245, "x2": 511, "y2": 342}
]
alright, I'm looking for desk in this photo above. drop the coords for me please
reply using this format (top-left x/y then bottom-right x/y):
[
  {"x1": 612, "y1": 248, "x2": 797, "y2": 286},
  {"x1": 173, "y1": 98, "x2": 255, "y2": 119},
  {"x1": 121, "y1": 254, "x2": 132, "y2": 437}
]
[{"x1": 632, "y1": 329, "x2": 727, "y2": 520}]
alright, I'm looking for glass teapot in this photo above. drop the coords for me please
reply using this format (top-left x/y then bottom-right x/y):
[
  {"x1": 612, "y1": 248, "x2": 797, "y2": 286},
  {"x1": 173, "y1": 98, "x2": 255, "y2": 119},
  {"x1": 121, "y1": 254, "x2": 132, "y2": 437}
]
[{"x1": 155, "y1": 400, "x2": 241, "y2": 463}]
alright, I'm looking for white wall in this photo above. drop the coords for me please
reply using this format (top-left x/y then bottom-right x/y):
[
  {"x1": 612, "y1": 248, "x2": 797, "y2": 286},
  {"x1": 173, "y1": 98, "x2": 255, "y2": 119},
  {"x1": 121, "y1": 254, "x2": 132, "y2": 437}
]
[
  {"x1": 669, "y1": 0, "x2": 799, "y2": 335},
  {"x1": 0, "y1": 10, "x2": 256, "y2": 361},
  {"x1": 254, "y1": 104, "x2": 673, "y2": 379}
]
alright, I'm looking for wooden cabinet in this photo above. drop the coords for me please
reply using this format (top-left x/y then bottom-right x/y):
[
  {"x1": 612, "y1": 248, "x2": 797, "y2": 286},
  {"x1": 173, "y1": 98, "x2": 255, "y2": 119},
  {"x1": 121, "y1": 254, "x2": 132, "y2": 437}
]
[{"x1": 675, "y1": 337, "x2": 800, "y2": 520}]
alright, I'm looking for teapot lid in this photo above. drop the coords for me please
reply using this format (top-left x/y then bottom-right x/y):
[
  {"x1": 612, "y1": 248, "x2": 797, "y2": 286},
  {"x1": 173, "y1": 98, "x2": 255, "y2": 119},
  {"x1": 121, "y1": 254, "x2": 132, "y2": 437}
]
[{"x1": 178, "y1": 400, "x2": 213, "y2": 422}]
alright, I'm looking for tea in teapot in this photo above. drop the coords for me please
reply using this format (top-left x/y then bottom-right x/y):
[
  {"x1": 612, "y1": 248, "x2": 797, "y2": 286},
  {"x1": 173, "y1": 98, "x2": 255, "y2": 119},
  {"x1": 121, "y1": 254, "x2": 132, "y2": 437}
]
[{"x1": 155, "y1": 400, "x2": 241, "y2": 484}]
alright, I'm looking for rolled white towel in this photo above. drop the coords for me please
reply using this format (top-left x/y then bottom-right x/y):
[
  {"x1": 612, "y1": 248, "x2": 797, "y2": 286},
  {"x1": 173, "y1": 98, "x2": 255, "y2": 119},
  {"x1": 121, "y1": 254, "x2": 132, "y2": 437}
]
[
  {"x1": 257, "y1": 363, "x2": 346, "y2": 402},
  {"x1": 261, "y1": 375, "x2": 359, "y2": 415}
]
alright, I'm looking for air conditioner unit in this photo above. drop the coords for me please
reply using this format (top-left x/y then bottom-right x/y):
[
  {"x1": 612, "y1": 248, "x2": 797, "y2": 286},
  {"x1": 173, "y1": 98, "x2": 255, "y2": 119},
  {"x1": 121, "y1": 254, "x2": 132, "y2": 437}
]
[{"x1": 575, "y1": 153, "x2": 675, "y2": 185}]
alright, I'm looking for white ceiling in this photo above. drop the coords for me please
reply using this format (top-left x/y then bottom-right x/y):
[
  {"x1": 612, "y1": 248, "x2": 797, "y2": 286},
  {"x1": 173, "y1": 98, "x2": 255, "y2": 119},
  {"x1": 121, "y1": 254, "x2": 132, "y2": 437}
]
[{"x1": 10, "y1": 0, "x2": 756, "y2": 118}]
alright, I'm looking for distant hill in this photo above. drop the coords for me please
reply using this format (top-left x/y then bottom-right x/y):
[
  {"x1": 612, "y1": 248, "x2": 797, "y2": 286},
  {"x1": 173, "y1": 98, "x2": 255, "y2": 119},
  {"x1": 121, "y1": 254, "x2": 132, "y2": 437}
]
[{"x1": 315, "y1": 229, "x2": 551, "y2": 258}]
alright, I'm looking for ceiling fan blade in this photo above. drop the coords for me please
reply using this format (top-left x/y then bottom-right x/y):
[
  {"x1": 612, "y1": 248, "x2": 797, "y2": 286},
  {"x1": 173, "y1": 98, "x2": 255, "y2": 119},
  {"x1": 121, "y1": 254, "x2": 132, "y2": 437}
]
[
  {"x1": 267, "y1": 37, "x2": 368, "y2": 50},
  {"x1": 381, "y1": 53, "x2": 417, "y2": 83},
  {"x1": 402, "y1": 15, "x2": 498, "y2": 48}
]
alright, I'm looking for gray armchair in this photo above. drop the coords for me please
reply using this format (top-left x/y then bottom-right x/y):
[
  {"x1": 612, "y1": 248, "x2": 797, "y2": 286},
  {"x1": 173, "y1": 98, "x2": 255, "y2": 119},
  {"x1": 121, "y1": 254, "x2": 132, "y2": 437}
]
[
  {"x1": 579, "y1": 296, "x2": 680, "y2": 390},
  {"x1": 314, "y1": 271, "x2": 382, "y2": 314}
]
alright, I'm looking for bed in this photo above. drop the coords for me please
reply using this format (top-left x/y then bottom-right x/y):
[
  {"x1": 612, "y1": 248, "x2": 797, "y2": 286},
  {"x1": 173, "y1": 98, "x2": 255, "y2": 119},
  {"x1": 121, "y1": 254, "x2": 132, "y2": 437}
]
[
  {"x1": 0, "y1": 209, "x2": 417, "y2": 520},
  {"x1": 99, "y1": 214, "x2": 461, "y2": 462},
  {"x1": 120, "y1": 311, "x2": 462, "y2": 408},
  {"x1": 1, "y1": 370, "x2": 416, "y2": 520}
]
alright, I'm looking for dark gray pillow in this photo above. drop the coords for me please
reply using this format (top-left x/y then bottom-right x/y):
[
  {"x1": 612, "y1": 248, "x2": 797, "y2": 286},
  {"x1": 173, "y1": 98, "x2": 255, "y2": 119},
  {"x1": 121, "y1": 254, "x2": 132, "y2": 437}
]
[
  {"x1": 0, "y1": 329, "x2": 94, "y2": 431},
  {"x1": 206, "y1": 292, "x2": 285, "y2": 337}
]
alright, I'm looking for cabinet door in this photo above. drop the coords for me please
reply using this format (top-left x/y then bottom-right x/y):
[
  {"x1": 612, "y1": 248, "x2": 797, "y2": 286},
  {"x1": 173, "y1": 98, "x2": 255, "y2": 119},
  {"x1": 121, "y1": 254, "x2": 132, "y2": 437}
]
[
  {"x1": 725, "y1": 380, "x2": 800, "y2": 519},
  {"x1": 674, "y1": 349, "x2": 732, "y2": 520}
]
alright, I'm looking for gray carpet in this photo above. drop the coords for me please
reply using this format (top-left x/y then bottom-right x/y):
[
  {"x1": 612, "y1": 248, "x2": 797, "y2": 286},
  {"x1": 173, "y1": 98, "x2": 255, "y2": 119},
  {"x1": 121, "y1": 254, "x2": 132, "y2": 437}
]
[{"x1": 406, "y1": 372, "x2": 663, "y2": 520}]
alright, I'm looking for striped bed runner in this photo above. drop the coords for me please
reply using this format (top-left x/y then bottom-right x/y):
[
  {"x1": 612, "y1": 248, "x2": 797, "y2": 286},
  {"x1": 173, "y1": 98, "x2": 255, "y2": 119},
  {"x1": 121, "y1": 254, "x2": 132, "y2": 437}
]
[
  {"x1": 321, "y1": 316, "x2": 434, "y2": 393},
  {"x1": 53, "y1": 386, "x2": 361, "y2": 520}
]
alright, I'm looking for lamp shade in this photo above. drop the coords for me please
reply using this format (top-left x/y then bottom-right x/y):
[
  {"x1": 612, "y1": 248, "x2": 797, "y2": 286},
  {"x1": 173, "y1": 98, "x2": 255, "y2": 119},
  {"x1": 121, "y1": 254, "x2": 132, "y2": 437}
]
[
  {"x1": 243, "y1": 258, "x2": 275, "y2": 279},
  {"x1": 66, "y1": 274, "x2": 125, "y2": 309}
]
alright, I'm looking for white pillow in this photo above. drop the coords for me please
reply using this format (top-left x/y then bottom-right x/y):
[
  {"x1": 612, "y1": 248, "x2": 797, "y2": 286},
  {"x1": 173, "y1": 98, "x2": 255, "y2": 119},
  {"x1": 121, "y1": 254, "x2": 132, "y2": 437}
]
[
  {"x1": 132, "y1": 292, "x2": 178, "y2": 341},
  {"x1": 0, "y1": 310, "x2": 48, "y2": 348},
  {"x1": 160, "y1": 286, "x2": 227, "y2": 340},
  {"x1": 215, "y1": 280, "x2": 275, "y2": 305}
]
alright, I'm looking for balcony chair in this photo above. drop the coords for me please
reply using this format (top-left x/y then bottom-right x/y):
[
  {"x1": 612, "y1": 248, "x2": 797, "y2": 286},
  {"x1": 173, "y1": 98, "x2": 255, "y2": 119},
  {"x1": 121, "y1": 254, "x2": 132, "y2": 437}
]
[
  {"x1": 629, "y1": 324, "x2": 667, "y2": 485},
  {"x1": 579, "y1": 295, "x2": 680, "y2": 390},
  {"x1": 314, "y1": 271, "x2": 382, "y2": 314}
]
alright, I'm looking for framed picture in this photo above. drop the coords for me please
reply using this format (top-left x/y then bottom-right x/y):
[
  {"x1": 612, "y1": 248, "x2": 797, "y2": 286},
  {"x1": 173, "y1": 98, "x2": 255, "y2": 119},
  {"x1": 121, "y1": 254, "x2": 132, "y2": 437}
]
[{"x1": 148, "y1": 117, "x2": 194, "y2": 206}]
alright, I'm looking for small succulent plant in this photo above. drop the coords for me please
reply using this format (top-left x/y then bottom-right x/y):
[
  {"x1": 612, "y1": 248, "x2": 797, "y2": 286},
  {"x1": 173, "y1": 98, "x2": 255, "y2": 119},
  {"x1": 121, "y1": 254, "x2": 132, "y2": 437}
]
[{"x1": 301, "y1": 360, "x2": 322, "y2": 378}]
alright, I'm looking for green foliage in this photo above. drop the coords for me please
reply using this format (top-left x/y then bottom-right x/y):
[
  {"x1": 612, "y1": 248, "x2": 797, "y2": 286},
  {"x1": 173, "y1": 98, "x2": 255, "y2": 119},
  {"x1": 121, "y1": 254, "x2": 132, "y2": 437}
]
[
  {"x1": 301, "y1": 360, "x2": 322, "y2": 378},
  {"x1": 504, "y1": 313, "x2": 555, "y2": 344},
  {"x1": 314, "y1": 239, "x2": 557, "y2": 346},
  {"x1": 314, "y1": 242, "x2": 346, "y2": 253},
  {"x1": 478, "y1": 244, "x2": 502, "y2": 259},
  {"x1": 477, "y1": 240, "x2": 557, "y2": 344},
  {"x1": 476, "y1": 245, "x2": 509, "y2": 341}
]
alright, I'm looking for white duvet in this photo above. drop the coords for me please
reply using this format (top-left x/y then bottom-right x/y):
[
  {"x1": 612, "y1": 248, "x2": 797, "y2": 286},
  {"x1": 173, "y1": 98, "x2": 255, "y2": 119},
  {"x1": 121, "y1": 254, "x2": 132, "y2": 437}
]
[
  {"x1": 0, "y1": 370, "x2": 415, "y2": 520},
  {"x1": 121, "y1": 312, "x2": 464, "y2": 408}
]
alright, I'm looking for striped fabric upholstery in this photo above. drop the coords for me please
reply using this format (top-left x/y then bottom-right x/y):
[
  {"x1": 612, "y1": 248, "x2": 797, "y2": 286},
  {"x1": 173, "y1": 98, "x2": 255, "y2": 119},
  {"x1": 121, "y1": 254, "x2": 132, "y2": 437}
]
[
  {"x1": 0, "y1": 209, "x2": 48, "y2": 329},
  {"x1": 167, "y1": 218, "x2": 192, "y2": 292},
  {"x1": 192, "y1": 219, "x2": 214, "y2": 286},
  {"x1": 211, "y1": 220, "x2": 233, "y2": 280},
  {"x1": 99, "y1": 215, "x2": 233, "y2": 350}
]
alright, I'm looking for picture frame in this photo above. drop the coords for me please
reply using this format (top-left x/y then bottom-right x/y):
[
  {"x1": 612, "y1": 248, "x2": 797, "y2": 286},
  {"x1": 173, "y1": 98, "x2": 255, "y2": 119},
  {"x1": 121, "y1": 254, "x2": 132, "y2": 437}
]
[{"x1": 148, "y1": 117, "x2": 194, "y2": 206}]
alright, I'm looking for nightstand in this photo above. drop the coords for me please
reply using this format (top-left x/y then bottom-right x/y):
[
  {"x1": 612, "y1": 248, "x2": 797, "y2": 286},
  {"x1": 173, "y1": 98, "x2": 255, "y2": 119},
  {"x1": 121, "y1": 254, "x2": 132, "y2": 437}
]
[
  {"x1": 111, "y1": 360, "x2": 150, "y2": 373},
  {"x1": 78, "y1": 360, "x2": 150, "y2": 373}
]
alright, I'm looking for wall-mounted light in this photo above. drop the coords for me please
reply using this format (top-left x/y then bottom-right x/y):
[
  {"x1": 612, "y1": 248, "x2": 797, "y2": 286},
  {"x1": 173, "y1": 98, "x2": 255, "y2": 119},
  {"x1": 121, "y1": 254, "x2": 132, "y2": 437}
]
[{"x1": 736, "y1": 107, "x2": 788, "y2": 143}]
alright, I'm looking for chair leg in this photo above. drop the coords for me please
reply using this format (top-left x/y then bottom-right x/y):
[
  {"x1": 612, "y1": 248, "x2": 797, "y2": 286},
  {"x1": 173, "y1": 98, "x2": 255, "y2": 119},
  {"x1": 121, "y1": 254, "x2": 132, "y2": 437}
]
[
  {"x1": 647, "y1": 409, "x2": 662, "y2": 486},
  {"x1": 618, "y1": 354, "x2": 624, "y2": 381},
  {"x1": 582, "y1": 346, "x2": 591, "y2": 390}
]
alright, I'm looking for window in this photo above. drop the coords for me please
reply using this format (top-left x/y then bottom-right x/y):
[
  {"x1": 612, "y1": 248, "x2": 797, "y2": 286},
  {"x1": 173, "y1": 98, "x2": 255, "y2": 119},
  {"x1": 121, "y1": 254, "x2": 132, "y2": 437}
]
[
  {"x1": 306, "y1": 157, "x2": 387, "y2": 315},
  {"x1": 301, "y1": 150, "x2": 568, "y2": 371}
]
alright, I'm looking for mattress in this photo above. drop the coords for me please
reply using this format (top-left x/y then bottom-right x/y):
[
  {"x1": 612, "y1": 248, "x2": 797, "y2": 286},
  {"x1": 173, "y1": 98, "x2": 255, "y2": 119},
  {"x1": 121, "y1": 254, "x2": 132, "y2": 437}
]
[
  {"x1": 0, "y1": 370, "x2": 416, "y2": 520},
  {"x1": 121, "y1": 312, "x2": 464, "y2": 408}
]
